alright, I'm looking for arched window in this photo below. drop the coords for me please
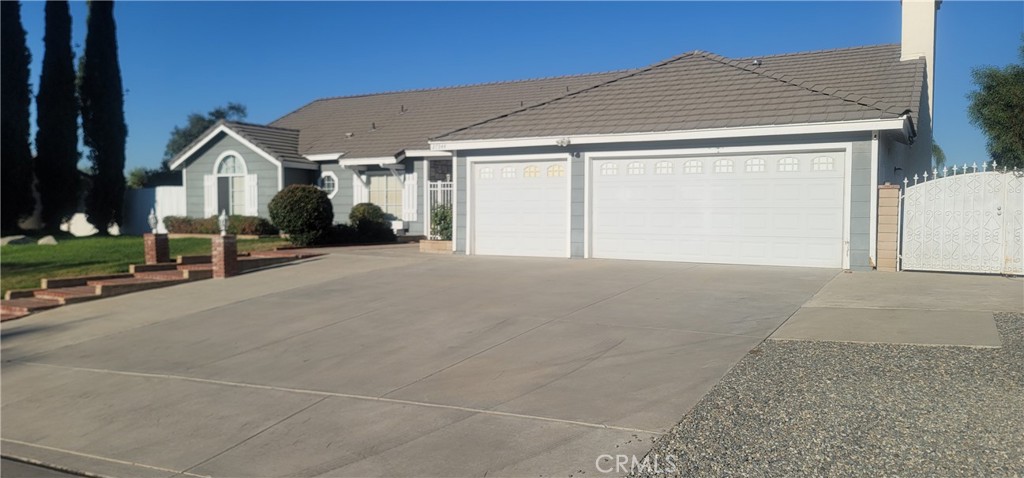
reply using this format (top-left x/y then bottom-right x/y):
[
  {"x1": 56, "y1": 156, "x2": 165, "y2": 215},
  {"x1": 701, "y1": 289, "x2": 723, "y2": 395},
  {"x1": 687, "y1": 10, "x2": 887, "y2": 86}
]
[
  {"x1": 812, "y1": 156, "x2": 835, "y2": 171},
  {"x1": 683, "y1": 160, "x2": 703, "y2": 174},
  {"x1": 213, "y1": 152, "x2": 249, "y2": 215},
  {"x1": 627, "y1": 161, "x2": 644, "y2": 175},
  {"x1": 745, "y1": 158, "x2": 765, "y2": 172},
  {"x1": 778, "y1": 157, "x2": 799, "y2": 172},
  {"x1": 501, "y1": 166, "x2": 516, "y2": 179},
  {"x1": 655, "y1": 161, "x2": 673, "y2": 175},
  {"x1": 600, "y1": 163, "x2": 618, "y2": 176},
  {"x1": 523, "y1": 165, "x2": 540, "y2": 178},
  {"x1": 547, "y1": 164, "x2": 565, "y2": 177},
  {"x1": 713, "y1": 159, "x2": 733, "y2": 173},
  {"x1": 479, "y1": 167, "x2": 494, "y2": 179}
]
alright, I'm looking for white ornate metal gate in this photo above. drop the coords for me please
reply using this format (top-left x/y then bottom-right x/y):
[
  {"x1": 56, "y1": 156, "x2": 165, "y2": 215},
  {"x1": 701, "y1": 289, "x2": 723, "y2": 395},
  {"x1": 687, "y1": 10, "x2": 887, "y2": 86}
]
[{"x1": 901, "y1": 164, "x2": 1023, "y2": 275}]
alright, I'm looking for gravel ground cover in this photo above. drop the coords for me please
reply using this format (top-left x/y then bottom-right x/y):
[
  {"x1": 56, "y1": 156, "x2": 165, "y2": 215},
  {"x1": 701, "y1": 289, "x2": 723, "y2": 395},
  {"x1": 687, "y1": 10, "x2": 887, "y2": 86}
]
[{"x1": 631, "y1": 312, "x2": 1023, "y2": 478}]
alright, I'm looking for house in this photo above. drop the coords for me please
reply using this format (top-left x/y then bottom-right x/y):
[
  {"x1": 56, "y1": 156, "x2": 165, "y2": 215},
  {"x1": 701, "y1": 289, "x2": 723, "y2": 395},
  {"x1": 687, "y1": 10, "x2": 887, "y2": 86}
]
[{"x1": 170, "y1": 0, "x2": 937, "y2": 270}]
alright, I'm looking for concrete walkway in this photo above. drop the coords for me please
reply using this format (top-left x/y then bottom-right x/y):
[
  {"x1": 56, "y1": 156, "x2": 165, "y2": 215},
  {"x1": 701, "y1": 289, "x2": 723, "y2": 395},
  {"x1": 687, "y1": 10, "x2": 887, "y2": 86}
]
[
  {"x1": 771, "y1": 271, "x2": 1023, "y2": 346},
  {"x1": 2, "y1": 245, "x2": 835, "y2": 477}
]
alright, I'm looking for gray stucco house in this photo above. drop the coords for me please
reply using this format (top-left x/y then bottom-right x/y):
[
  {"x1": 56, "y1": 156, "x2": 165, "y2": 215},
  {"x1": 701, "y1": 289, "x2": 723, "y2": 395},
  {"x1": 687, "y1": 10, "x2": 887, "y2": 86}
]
[{"x1": 169, "y1": 0, "x2": 937, "y2": 271}]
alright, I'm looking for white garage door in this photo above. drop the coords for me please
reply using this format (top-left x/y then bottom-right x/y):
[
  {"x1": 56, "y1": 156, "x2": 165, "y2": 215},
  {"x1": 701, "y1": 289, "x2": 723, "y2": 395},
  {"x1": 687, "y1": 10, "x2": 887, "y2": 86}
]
[
  {"x1": 591, "y1": 152, "x2": 845, "y2": 268},
  {"x1": 472, "y1": 160, "x2": 569, "y2": 257}
]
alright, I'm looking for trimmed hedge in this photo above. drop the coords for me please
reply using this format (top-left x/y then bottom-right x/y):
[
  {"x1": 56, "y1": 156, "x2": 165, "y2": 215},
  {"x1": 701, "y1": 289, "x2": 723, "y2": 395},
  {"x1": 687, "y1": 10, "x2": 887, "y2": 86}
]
[
  {"x1": 163, "y1": 215, "x2": 277, "y2": 235},
  {"x1": 268, "y1": 185, "x2": 333, "y2": 246}
]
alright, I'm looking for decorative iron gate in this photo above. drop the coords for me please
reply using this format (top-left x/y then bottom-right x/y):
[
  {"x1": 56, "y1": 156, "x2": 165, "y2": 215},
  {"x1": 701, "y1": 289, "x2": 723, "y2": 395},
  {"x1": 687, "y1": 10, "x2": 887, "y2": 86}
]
[
  {"x1": 426, "y1": 181, "x2": 454, "y2": 240},
  {"x1": 901, "y1": 164, "x2": 1023, "y2": 275}
]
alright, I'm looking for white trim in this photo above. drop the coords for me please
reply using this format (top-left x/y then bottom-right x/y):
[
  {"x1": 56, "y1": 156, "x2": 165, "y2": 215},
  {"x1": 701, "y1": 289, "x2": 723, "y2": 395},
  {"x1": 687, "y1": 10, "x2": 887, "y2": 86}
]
[
  {"x1": 465, "y1": 152, "x2": 572, "y2": 258},
  {"x1": 566, "y1": 155, "x2": 573, "y2": 258},
  {"x1": 305, "y1": 152, "x2": 345, "y2": 162},
  {"x1": 452, "y1": 152, "x2": 459, "y2": 254},
  {"x1": 339, "y1": 156, "x2": 402, "y2": 167},
  {"x1": 430, "y1": 118, "x2": 909, "y2": 151},
  {"x1": 870, "y1": 131, "x2": 879, "y2": 267},
  {"x1": 213, "y1": 150, "x2": 248, "y2": 176},
  {"x1": 583, "y1": 142, "x2": 854, "y2": 269},
  {"x1": 170, "y1": 124, "x2": 279, "y2": 170},
  {"x1": 398, "y1": 150, "x2": 452, "y2": 160},
  {"x1": 320, "y1": 171, "x2": 340, "y2": 199}
]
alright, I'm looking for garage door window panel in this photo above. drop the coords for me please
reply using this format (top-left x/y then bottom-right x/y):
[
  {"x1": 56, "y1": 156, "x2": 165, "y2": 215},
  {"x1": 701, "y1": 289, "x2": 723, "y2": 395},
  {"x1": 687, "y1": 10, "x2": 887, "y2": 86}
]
[
  {"x1": 713, "y1": 159, "x2": 734, "y2": 173},
  {"x1": 778, "y1": 157, "x2": 800, "y2": 172},
  {"x1": 683, "y1": 160, "x2": 703, "y2": 174}
]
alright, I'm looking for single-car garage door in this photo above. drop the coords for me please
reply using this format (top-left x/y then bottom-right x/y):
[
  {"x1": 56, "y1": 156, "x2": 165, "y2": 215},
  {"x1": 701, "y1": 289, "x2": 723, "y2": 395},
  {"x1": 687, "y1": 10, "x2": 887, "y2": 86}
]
[
  {"x1": 591, "y1": 152, "x2": 845, "y2": 268},
  {"x1": 472, "y1": 160, "x2": 569, "y2": 257}
]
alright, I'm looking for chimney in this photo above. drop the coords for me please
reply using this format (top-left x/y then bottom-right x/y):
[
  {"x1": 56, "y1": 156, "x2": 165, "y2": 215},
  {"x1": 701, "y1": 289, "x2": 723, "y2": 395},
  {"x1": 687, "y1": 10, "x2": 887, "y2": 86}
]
[{"x1": 901, "y1": 0, "x2": 940, "y2": 126}]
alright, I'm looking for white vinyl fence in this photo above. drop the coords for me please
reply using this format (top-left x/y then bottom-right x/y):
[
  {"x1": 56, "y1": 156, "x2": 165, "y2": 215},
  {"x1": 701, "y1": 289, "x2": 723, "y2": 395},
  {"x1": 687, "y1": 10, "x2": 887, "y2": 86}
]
[{"x1": 122, "y1": 186, "x2": 186, "y2": 235}]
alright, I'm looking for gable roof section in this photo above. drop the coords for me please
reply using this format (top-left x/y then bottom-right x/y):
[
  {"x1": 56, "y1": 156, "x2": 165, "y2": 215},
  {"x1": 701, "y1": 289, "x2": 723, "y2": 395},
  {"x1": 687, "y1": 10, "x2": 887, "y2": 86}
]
[
  {"x1": 434, "y1": 44, "x2": 923, "y2": 142},
  {"x1": 168, "y1": 120, "x2": 317, "y2": 171},
  {"x1": 270, "y1": 70, "x2": 633, "y2": 159}
]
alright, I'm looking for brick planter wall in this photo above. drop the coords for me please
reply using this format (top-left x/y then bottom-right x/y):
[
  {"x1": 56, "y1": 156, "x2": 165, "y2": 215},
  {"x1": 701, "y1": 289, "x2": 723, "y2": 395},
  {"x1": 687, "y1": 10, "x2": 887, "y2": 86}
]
[
  {"x1": 212, "y1": 235, "x2": 238, "y2": 278},
  {"x1": 143, "y1": 233, "x2": 170, "y2": 264}
]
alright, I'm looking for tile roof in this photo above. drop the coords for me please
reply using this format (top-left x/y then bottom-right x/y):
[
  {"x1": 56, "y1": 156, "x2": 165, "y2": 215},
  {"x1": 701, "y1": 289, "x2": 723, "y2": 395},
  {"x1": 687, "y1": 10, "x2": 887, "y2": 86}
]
[
  {"x1": 223, "y1": 121, "x2": 310, "y2": 167},
  {"x1": 436, "y1": 44, "x2": 925, "y2": 141},
  {"x1": 269, "y1": 70, "x2": 633, "y2": 158}
]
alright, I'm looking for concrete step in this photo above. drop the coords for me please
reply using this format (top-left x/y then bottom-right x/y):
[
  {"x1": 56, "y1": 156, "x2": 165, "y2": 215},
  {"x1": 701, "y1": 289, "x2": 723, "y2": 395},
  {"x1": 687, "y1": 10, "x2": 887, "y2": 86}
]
[
  {"x1": 87, "y1": 277, "x2": 186, "y2": 297},
  {"x1": 1, "y1": 297, "x2": 62, "y2": 315},
  {"x1": 34, "y1": 285, "x2": 101, "y2": 304}
]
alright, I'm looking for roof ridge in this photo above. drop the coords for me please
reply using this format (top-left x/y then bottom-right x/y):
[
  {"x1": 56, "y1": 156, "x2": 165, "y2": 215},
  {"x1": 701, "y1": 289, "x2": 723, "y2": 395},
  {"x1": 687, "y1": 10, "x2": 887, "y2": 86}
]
[
  {"x1": 696, "y1": 51, "x2": 905, "y2": 116},
  {"x1": 736, "y1": 43, "x2": 900, "y2": 60},
  {"x1": 432, "y1": 52, "x2": 703, "y2": 141},
  {"x1": 226, "y1": 119, "x2": 299, "y2": 133},
  {"x1": 269, "y1": 68, "x2": 637, "y2": 126}
]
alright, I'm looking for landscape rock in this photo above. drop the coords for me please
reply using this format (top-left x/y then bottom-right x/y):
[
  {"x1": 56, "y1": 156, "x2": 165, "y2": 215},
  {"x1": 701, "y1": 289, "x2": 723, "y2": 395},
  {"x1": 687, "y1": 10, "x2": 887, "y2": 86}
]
[
  {"x1": 36, "y1": 235, "x2": 58, "y2": 245},
  {"x1": 0, "y1": 235, "x2": 34, "y2": 246}
]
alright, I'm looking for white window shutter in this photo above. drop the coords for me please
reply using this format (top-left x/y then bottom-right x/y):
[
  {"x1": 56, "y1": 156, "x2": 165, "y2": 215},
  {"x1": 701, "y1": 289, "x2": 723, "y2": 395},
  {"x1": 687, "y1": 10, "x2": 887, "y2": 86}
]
[
  {"x1": 246, "y1": 174, "x2": 259, "y2": 216},
  {"x1": 352, "y1": 172, "x2": 369, "y2": 204},
  {"x1": 203, "y1": 175, "x2": 216, "y2": 217},
  {"x1": 402, "y1": 172, "x2": 417, "y2": 221}
]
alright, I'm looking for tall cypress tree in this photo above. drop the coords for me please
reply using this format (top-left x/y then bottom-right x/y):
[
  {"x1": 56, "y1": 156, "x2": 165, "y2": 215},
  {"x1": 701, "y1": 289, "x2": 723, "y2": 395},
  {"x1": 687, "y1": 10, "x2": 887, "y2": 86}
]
[
  {"x1": 36, "y1": 0, "x2": 80, "y2": 232},
  {"x1": 1, "y1": 1, "x2": 36, "y2": 233},
  {"x1": 79, "y1": 0, "x2": 127, "y2": 233}
]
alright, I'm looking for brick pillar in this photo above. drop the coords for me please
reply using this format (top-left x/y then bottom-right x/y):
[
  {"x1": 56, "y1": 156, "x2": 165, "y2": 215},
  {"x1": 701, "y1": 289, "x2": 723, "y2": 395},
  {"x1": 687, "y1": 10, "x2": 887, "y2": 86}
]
[
  {"x1": 143, "y1": 233, "x2": 170, "y2": 264},
  {"x1": 212, "y1": 235, "x2": 238, "y2": 279},
  {"x1": 877, "y1": 184, "x2": 901, "y2": 272}
]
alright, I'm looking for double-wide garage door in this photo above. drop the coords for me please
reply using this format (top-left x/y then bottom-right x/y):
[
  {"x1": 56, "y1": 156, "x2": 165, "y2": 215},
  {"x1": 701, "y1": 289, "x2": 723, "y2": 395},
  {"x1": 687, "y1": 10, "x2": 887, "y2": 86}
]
[{"x1": 471, "y1": 152, "x2": 846, "y2": 267}]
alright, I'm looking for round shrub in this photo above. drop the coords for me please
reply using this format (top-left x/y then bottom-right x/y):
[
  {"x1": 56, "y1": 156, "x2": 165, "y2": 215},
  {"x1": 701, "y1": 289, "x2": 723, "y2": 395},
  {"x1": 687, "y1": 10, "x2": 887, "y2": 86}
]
[
  {"x1": 349, "y1": 203, "x2": 388, "y2": 226},
  {"x1": 268, "y1": 185, "x2": 333, "y2": 246}
]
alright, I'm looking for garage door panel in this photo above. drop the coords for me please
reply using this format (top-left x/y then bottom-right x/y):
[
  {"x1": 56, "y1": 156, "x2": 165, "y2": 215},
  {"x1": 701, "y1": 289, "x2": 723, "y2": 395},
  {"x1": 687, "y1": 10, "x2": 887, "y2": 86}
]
[
  {"x1": 591, "y1": 152, "x2": 845, "y2": 268},
  {"x1": 473, "y1": 161, "x2": 568, "y2": 258}
]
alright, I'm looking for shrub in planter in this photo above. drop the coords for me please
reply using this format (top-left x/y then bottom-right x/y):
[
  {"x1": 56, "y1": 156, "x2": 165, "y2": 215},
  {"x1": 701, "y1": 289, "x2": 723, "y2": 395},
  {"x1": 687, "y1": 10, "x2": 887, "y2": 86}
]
[
  {"x1": 325, "y1": 223, "x2": 357, "y2": 244},
  {"x1": 228, "y1": 215, "x2": 278, "y2": 236},
  {"x1": 430, "y1": 203, "x2": 452, "y2": 241},
  {"x1": 349, "y1": 203, "x2": 396, "y2": 243},
  {"x1": 268, "y1": 185, "x2": 333, "y2": 246},
  {"x1": 163, "y1": 215, "x2": 277, "y2": 235}
]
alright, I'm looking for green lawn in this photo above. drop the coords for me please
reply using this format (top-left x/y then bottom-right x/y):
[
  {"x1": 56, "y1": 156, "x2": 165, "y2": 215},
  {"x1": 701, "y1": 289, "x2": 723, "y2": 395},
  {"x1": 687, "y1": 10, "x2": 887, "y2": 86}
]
[{"x1": 0, "y1": 235, "x2": 288, "y2": 295}]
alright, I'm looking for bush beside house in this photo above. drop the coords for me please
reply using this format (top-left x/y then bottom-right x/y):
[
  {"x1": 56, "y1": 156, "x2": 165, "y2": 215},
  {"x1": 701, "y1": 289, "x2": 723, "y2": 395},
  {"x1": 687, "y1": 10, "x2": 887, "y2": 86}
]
[{"x1": 268, "y1": 185, "x2": 333, "y2": 246}]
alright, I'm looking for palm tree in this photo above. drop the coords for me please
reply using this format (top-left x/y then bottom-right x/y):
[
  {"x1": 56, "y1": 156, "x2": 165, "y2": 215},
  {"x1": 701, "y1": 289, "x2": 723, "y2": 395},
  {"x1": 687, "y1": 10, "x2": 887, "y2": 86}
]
[{"x1": 932, "y1": 143, "x2": 947, "y2": 169}]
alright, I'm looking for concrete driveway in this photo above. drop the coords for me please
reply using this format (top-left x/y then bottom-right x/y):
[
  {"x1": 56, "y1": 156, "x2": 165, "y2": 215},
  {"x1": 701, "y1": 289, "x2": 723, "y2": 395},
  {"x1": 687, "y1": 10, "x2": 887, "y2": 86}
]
[{"x1": 1, "y1": 245, "x2": 836, "y2": 477}]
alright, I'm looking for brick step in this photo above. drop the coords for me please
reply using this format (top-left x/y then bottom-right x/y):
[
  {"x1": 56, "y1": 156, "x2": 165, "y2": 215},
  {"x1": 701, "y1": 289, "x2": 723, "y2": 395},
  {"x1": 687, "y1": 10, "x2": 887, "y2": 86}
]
[
  {"x1": 177, "y1": 263, "x2": 213, "y2": 271},
  {"x1": 1, "y1": 297, "x2": 62, "y2": 315},
  {"x1": 5, "y1": 289, "x2": 42, "y2": 300},
  {"x1": 87, "y1": 277, "x2": 186, "y2": 297},
  {"x1": 42, "y1": 273, "x2": 133, "y2": 289},
  {"x1": 176, "y1": 255, "x2": 211, "y2": 265},
  {"x1": 34, "y1": 285, "x2": 101, "y2": 304},
  {"x1": 129, "y1": 262, "x2": 179, "y2": 273},
  {"x1": 135, "y1": 269, "x2": 213, "y2": 281},
  {"x1": 1, "y1": 310, "x2": 28, "y2": 322}
]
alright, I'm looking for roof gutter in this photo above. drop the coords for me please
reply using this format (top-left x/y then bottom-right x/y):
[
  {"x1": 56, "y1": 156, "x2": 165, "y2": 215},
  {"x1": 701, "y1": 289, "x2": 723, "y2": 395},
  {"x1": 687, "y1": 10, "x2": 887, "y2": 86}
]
[{"x1": 428, "y1": 117, "x2": 910, "y2": 151}]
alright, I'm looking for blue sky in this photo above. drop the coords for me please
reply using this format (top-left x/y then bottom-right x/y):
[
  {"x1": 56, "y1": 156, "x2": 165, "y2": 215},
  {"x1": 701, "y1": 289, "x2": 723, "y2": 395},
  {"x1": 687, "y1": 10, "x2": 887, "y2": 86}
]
[{"x1": 18, "y1": 1, "x2": 1023, "y2": 171}]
